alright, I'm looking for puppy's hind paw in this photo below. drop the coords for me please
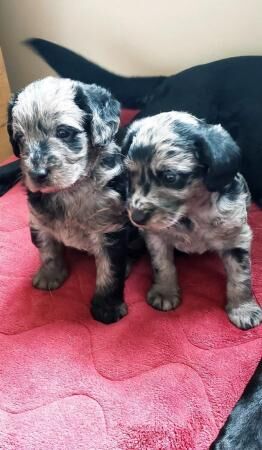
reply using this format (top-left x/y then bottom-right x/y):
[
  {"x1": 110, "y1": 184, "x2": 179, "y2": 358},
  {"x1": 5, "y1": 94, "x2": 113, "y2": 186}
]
[
  {"x1": 227, "y1": 301, "x2": 262, "y2": 330},
  {"x1": 147, "y1": 285, "x2": 180, "y2": 311},
  {"x1": 33, "y1": 265, "x2": 69, "y2": 290},
  {"x1": 91, "y1": 295, "x2": 128, "y2": 324}
]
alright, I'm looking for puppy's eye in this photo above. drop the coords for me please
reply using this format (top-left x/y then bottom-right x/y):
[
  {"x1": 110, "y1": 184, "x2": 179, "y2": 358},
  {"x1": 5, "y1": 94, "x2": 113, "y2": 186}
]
[
  {"x1": 15, "y1": 132, "x2": 24, "y2": 141},
  {"x1": 161, "y1": 171, "x2": 177, "y2": 184},
  {"x1": 56, "y1": 126, "x2": 77, "y2": 140}
]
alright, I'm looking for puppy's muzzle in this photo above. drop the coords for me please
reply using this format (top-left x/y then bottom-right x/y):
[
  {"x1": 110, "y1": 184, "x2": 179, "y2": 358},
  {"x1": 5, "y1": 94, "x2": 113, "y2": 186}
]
[
  {"x1": 29, "y1": 167, "x2": 49, "y2": 184},
  {"x1": 129, "y1": 208, "x2": 151, "y2": 226}
]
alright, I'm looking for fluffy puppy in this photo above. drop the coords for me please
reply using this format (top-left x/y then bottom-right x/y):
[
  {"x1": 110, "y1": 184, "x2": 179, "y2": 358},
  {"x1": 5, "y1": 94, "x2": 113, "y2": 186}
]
[
  {"x1": 124, "y1": 111, "x2": 262, "y2": 330},
  {"x1": 7, "y1": 76, "x2": 128, "y2": 324}
]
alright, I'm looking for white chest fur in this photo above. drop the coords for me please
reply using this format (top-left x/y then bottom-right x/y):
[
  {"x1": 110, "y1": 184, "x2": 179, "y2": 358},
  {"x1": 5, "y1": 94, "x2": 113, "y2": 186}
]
[{"x1": 30, "y1": 181, "x2": 125, "y2": 254}]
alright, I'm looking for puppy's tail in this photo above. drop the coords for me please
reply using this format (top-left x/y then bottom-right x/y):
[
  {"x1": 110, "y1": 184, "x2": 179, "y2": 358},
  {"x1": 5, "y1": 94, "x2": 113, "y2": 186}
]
[{"x1": 24, "y1": 38, "x2": 165, "y2": 109}]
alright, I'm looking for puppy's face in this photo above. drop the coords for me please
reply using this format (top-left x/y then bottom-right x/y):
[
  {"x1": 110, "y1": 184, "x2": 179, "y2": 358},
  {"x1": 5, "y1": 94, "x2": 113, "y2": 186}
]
[
  {"x1": 8, "y1": 77, "x2": 120, "y2": 192},
  {"x1": 125, "y1": 112, "x2": 240, "y2": 230}
]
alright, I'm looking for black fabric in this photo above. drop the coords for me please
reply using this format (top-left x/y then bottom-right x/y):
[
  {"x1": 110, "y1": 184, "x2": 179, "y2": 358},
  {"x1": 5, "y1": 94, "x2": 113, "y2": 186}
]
[
  {"x1": 0, "y1": 160, "x2": 21, "y2": 196},
  {"x1": 210, "y1": 360, "x2": 262, "y2": 449}
]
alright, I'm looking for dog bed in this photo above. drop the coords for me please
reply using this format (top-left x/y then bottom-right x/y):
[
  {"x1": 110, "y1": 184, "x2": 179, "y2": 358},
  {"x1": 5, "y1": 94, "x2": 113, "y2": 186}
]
[{"x1": 0, "y1": 110, "x2": 261, "y2": 450}]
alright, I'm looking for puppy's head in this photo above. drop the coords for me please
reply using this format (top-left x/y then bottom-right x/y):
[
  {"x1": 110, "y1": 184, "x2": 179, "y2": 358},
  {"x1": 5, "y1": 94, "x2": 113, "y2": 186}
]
[
  {"x1": 7, "y1": 77, "x2": 120, "y2": 192},
  {"x1": 124, "y1": 112, "x2": 240, "y2": 230}
]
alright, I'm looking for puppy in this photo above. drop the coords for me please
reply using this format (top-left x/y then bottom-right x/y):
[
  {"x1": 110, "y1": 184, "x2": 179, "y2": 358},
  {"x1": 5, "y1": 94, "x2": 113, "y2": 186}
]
[
  {"x1": 124, "y1": 111, "x2": 262, "y2": 330},
  {"x1": 7, "y1": 76, "x2": 129, "y2": 324}
]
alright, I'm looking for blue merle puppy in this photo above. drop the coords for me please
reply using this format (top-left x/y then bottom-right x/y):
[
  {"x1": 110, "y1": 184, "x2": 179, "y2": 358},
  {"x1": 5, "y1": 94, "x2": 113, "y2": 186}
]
[
  {"x1": 124, "y1": 111, "x2": 262, "y2": 330},
  {"x1": 7, "y1": 76, "x2": 129, "y2": 324}
]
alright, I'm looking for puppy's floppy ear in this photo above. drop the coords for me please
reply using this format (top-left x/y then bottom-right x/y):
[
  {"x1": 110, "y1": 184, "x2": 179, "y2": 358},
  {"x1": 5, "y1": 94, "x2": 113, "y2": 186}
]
[
  {"x1": 7, "y1": 92, "x2": 20, "y2": 157},
  {"x1": 122, "y1": 127, "x2": 136, "y2": 156},
  {"x1": 195, "y1": 124, "x2": 241, "y2": 192},
  {"x1": 74, "y1": 82, "x2": 120, "y2": 147}
]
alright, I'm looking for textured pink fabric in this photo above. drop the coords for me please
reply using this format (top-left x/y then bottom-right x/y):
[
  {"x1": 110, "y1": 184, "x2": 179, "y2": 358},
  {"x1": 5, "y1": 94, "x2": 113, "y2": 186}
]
[{"x1": 0, "y1": 111, "x2": 261, "y2": 449}]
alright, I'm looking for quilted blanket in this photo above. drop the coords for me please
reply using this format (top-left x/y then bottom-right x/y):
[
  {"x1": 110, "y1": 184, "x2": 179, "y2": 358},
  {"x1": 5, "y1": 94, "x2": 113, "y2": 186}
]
[{"x1": 0, "y1": 111, "x2": 261, "y2": 449}]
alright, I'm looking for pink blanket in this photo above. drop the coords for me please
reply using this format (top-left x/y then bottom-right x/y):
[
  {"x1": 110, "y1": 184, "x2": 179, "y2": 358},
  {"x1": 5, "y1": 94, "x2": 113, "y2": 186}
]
[{"x1": 0, "y1": 112, "x2": 261, "y2": 449}]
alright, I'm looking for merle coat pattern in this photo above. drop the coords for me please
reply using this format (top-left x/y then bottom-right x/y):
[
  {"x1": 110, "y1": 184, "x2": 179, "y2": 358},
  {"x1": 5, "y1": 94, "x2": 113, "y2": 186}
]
[
  {"x1": 124, "y1": 112, "x2": 262, "y2": 330},
  {"x1": 7, "y1": 76, "x2": 129, "y2": 324}
]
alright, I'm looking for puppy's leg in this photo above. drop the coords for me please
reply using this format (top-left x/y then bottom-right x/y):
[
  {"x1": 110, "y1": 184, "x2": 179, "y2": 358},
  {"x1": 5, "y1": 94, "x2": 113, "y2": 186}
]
[
  {"x1": 125, "y1": 226, "x2": 146, "y2": 277},
  {"x1": 221, "y1": 246, "x2": 262, "y2": 329},
  {"x1": 91, "y1": 229, "x2": 128, "y2": 324},
  {"x1": 146, "y1": 233, "x2": 180, "y2": 311},
  {"x1": 31, "y1": 227, "x2": 68, "y2": 290}
]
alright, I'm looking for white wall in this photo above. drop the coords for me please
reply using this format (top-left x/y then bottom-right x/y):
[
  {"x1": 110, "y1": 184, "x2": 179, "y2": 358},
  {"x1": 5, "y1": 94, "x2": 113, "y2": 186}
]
[{"x1": 1, "y1": 0, "x2": 262, "y2": 91}]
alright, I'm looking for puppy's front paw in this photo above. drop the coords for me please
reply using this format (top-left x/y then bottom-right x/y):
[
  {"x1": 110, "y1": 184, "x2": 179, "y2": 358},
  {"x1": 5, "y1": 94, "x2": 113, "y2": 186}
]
[
  {"x1": 33, "y1": 265, "x2": 69, "y2": 290},
  {"x1": 147, "y1": 284, "x2": 180, "y2": 311},
  {"x1": 91, "y1": 295, "x2": 128, "y2": 324},
  {"x1": 227, "y1": 301, "x2": 262, "y2": 329}
]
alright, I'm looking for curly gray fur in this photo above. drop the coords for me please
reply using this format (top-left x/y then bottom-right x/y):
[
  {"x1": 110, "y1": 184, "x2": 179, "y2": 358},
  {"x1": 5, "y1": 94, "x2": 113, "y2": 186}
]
[
  {"x1": 124, "y1": 111, "x2": 262, "y2": 329},
  {"x1": 8, "y1": 76, "x2": 129, "y2": 324}
]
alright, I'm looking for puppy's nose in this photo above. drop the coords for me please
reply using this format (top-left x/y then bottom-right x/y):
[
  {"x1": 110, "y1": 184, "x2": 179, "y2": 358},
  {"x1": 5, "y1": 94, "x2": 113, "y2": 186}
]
[
  {"x1": 131, "y1": 208, "x2": 150, "y2": 225},
  {"x1": 29, "y1": 168, "x2": 49, "y2": 183}
]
